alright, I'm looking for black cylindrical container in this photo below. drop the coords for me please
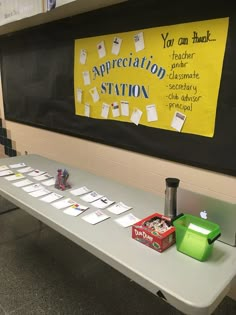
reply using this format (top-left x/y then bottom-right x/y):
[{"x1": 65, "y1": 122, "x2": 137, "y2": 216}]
[{"x1": 164, "y1": 178, "x2": 180, "y2": 219}]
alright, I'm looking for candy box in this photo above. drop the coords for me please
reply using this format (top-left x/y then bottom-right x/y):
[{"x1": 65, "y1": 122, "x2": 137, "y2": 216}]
[{"x1": 132, "y1": 213, "x2": 176, "y2": 252}]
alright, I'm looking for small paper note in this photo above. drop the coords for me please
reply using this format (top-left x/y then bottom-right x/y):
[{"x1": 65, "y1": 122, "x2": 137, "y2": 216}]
[
  {"x1": 41, "y1": 178, "x2": 56, "y2": 186},
  {"x1": 40, "y1": 192, "x2": 63, "y2": 203},
  {"x1": 91, "y1": 197, "x2": 114, "y2": 209},
  {"x1": 29, "y1": 188, "x2": 51, "y2": 197},
  {"x1": 9, "y1": 163, "x2": 26, "y2": 169},
  {"x1": 76, "y1": 88, "x2": 82, "y2": 103},
  {"x1": 13, "y1": 179, "x2": 33, "y2": 187},
  {"x1": 89, "y1": 87, "x2": 100, "y2": 103},
  {"x1": 52, "y1": 198, "x2": 77, "y2": 210},
  {"x1": 0, "y1": 165, "x2": 9, "y2": 171},
  {"x1": 17, "y1": 166, "x2": 34, "y2": 173},
  {"x1": 82, "y1": 210, "x2": 110, "y2": 225},
  {"x1": 114, "y1": 213, "x2": 140, "y2": 227},
  {"x1": 28, "y1": 170, "x2": 45, "y2": 177},
  {"x1": 22, "y1": 183, "x2": 44, "y2": 193},
  {"x1": 111, "y1": 102, "x2": 120, "y2": 118},
  {"x1": 80, "y1": 191, "x2": 103, "y2": 203},
  {"x1": 5, "y1": 173, "x2": 25, "y2": 181},
  {"x1": 63, "y1": 203, "x2": 89, "y2": 216},
  {"x1": 80, "y1": 49, "x2": 87, "y2": 64},
  {"x1": 112, "y1": 36, "x2": 122, "y2": 55},
  {"x1": 107, "y1": 202, "x2": 132, "y2": 215},
  {"x1": 146, "y1": 104, "x2": 158, "y2": 122},
  {"x1": 0, "y1": 170, "x2": 14, "y2": 177},
  {"x1": 33, "y1": 173, "x2": 53, "y2": 181},
  {"x1": 97, "y1": 40, "x2": 106, "y2": 58},
  {"x1": 101, "y1": 103, "x2": 110, "y2": 119},
  {"x1": 134, "y1": 32, "x2": 145, "y2": 52},
  {"x1": 83, "y1": 71, "x2": 91, "y2": 86},
  {"x1": 121, "y1": 101, "x2": 129, "y2": 116},
  {"x1": 130, "y1": 108, "x2": 142, "y2": 125},
  {"x1": 70, "y1": 186, "x2": 91, "y2": 196},
  {"x1": 84, "y1": 103, "x2": 90, "y2": 117},
  {"x1": 171, "y1": 111, "x2": 186, "y2": 132}
]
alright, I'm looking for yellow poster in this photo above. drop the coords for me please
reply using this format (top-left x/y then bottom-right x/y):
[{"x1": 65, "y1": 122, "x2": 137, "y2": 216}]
[{"x1": 74, "y1": 17, "x2": 229, "y2": 137}]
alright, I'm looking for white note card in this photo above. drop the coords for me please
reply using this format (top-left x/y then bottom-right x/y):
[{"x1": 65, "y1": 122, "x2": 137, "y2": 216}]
[
  {"x1": 97, "y1": 40, "x2": 106, "y2": 58},
  {"x1": 134, "y1": 32, "x2": 145, "y2": 52},
  {"x1": 40, "y1": 192, "x2": 63, "y2": 203},
  {"x1": 13, "y1": 179, "x2": 33, "y2": 187},
  {"x1": 5, "y1": 173, "x2": 25, "y2": 181},
  {"x1": 80, "y1": 191, "x2": 103, "y2": 203},
  {"x1": 63, "y1": 203, "x2": 89, "y2": 216},
  {"x1": 28, "y1": 170, "x2": 45, "y2": 177},
  {"x1": 82, "y1": 210, "x2": 110, "y2": 225},
  {"x1": 107, "y1": 202, "x2": 132, "y2": 215},
  {"x1": 80, "y1": 49, "x2": 87, "y2": 64},
  {"x1": 17, "y1": 166, "x2": 34, "y2": 173},
  {"x1": 91, "y1": 197, "x2": 114, "y2": 209},
  {"x1": 84, "y1": 103, "x2": 90, "y2": 117},
  {"x1": 22, "y1": 183, "x2": 44, "y2": 193},
  {"x1": 114, "y1": 213, "x2": 140, "y2": 227},
  {"x1": 101, "y1": 103, "x2": 110, "y2": 119},
  {"x1": 76, "y1": 88, "x2": 82, "y2": 103},
  {"x1": 171, "y1": 111, "x2": 186, "y2": 132},
  {"x1": 146, "y1": 104, "x2": 158, "y2": 122},
  {"x1": 111, "y1": 102, "x2": 120, "y2": 118},
  {"x1": 83, "y1": 71, "x2": 91, "y2": 86},
  {"x1": 111, "y1": 36, "x2": 122, "y2": 55},
  {"x1": 9, "y1": 163, "x2": 26, "y2": 169},
  {"x1": 52, "y1": 198, "x2": 77, "y2": 210},
  {"x1": 70, "y1": 186, "x2": 91, "y2": 196},
  {"x1": 33, "y1": 173, "x2": 53, "y2": 181},
  {"x1": 0, "y1": 165, "x2": 9, "y2": 171},
  {"x1": 29, "y1": 188, "x2": 51, "y2": 198},
  {"x1": 0, "y1": 170, "x2": 14, "y2": 177},
  {"x1": 89, "y1": 87, "x2": 100, "y2": 103},
  {"x1": 130, "y1": 108, "x2": 142, "y2": 125},
  {"x1": 42, "y1": 178, "x2": 56, "y2": 186},
  {"x1": 121, "y1": 101, "x2": 129, "y2": 116}
]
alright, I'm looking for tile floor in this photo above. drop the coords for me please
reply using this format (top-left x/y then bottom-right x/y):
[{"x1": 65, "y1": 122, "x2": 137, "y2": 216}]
[{"x1": 0, "y1": 199, "x2": 235, "y2": 315}]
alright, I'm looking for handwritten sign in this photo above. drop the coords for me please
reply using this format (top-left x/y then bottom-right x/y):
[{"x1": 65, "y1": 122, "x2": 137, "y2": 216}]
[{"x1": 74, "y1": 18, "x2": 229, "y2": 137}]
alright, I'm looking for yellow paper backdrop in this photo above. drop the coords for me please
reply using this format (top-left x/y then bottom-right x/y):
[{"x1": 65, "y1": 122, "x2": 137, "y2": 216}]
[{"x1": 74, "y1": 17, "x2": 229, "y2": 137}]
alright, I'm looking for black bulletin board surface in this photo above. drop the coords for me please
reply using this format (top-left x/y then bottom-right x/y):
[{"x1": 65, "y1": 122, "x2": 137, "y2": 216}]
[{"x1": 1, "y1": 0, "x2": 236, "y2": 176}]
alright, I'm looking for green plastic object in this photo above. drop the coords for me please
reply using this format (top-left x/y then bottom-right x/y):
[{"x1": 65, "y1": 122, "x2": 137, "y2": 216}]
[{"x1": 173, "y1": 214, "x2": 221, "y2": 261}]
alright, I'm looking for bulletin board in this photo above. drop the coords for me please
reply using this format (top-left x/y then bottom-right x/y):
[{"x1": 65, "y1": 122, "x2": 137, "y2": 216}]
[{"x1": 1, "y1": 0, "x2": 236, "y2": 176}]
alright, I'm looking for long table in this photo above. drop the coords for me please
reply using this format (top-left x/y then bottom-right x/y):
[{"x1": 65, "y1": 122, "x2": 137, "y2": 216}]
[{"x1": 0, "y1": 154, "x2": 235, "y2": 315}]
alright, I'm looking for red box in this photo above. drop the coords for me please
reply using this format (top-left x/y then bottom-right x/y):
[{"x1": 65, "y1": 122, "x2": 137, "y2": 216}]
[{"x1": 132, "y1": 213, "x2": 176, "y2": 252}]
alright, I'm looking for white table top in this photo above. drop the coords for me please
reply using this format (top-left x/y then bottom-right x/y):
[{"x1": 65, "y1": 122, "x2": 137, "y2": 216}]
[{"x1": 0, "y1": 154, "x2": 235, "y2": 315}]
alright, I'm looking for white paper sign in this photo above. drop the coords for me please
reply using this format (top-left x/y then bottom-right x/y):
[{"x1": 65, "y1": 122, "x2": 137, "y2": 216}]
[
  {"x1": 9, "y1": 163, "x2": 26, "y2": 169},
  {"x1": 80, "y1": 49, "x2": 87, "y2": 64},
  {"x1": 97, "y1": 40, "x2": 106, "y2": 58},
  {"x1": 63, "y1": 203, "x2": 89, "y2": 216},
  {"x1": 130, "y1": 108, "x2": 142, "y2": 125},
  {"x1": 171, "y1": 111, "x2": 186, "y2": 132},
  {"x1": 52, "y1": 198, "x2": 77, "y2": 210},
  {"x1": 114, "y1": 213, "x2": 140, "y2": 227},
  {"x1": 146, "y1": 104, "x2": 158, "y2": 122},
  {"x1": 83, "y1": 71, "x2": 91, "y2": 86},
  {"x1": 28, "y1": 170, "x2": 45, "y2": 177},
  {"x1": 121, "y1": 101, "x2": 129, "y2": 116},
  {"x1": 134, "y1": 32, "x2": 145, "y2": 52},
  {"x1": 34, "y1": 173, "x2": 53, "y2": 181},
  {"x1": 80, "y1": 191, "x2": 103, "y2": 203},
  {"x1": 22, "y1": 183, "x2": 44, "y2": 193},
  {"x1": 84, "y1": 103, "x2": 90, "y2": 117},
  {"x1": 101, "y1": 103, "x2": 110, "y2": 119},
  {"x1": 0, "y1": 170, "x2": 14, "y2": 177},
  {"x1": 29, "y1": 188, "x2": 51, "y2": 197},
  {"x1": 5, "y1": 173, "x2": 25, "y2": 181},
  {"x1": 82, "y1": 210, "x2": 110, "y2": 225},
  {"x1": 70, "y1": 186, "x2": 91, "y2": 196},
  {"x1": 77, "y1": 88, "x2": 82, "y2": 103},
  {"x1": 89, "y1": 87, "x2": 100, "y2": 102},
  {"x1": 42, "y1": 178, "x2": 56, "y2": 186},
  {"x1": 91, "y1": 197, "x2": 114, "y2": 209},
  {"x1": 0, "y1": 165, "x2": 9, "y2": 171},
  {"x1": 111, "y1": 102, "x2": 120, "y2": 118},
  {"x1": 40, "y1": 192, "x2": 63, "y2": 203},
  {"x1": 107, "y1": 202, "x2": 132, "y2": 215},
  {"x1": 111, "y1": 36, "x2": 122, "y2": 55},
  {"x1": 17, "y1": 166, "x2": 34, "y2": 173},
  {"x1": 13, "y1": 179, "x2": 33, "y2": 187}
]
